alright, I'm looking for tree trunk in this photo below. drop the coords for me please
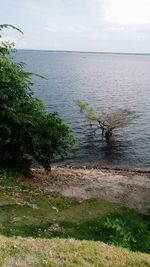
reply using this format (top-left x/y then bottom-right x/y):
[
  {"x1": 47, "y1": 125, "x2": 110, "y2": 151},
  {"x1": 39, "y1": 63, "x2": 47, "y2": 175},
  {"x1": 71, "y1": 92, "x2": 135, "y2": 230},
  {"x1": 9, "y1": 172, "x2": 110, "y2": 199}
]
[{"x1": 105, "y1": 129, "x2": 112, "y2": 142}]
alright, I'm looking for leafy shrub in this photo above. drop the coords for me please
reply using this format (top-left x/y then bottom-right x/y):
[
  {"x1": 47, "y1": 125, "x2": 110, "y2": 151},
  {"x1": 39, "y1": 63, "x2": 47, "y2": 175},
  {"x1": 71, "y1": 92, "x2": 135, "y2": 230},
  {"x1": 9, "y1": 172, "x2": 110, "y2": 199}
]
[
  {"x1": 103, "y1": 216, "x2": 150, "y2": 252},
  {"x1": 0, "y1": 24, "x2": 76, "y2": 171},
  {"x1": 104, "y1": 217, "x2": 136, "y2": 249}
]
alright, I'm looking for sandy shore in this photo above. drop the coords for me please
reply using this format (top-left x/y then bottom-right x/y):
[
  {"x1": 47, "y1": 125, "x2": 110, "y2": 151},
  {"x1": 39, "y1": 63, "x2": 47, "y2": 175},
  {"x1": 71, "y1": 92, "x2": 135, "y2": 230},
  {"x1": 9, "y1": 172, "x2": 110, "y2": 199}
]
[{"x1": 27, "y1": 164, "x2": 150, "y2": 215}]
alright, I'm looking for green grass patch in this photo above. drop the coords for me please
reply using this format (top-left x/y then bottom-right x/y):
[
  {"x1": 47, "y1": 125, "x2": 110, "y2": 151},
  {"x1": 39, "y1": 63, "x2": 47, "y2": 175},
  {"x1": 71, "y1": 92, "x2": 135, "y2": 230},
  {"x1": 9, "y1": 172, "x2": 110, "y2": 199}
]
[
  {"x1": 0, "y1": 236, "x2": 149, "y2": 267},
  {"x1": 0, "y1": 167, "x2": 149, "y2": 254},
  {"x1": 0, "y1": 239, "x2": 29, "y2": 266}
]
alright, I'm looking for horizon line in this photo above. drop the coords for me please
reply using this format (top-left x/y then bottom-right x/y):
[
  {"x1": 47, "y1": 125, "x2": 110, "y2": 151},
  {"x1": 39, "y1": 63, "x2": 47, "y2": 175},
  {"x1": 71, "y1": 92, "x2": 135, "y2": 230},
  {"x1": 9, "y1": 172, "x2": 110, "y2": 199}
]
[{"x1": 18, "y1": 49, "x2": 150, "y2": 56}]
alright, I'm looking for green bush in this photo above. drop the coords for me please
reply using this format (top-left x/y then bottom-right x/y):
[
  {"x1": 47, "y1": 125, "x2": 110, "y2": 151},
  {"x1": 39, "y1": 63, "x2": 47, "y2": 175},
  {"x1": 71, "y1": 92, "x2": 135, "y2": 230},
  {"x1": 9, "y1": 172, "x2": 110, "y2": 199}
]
[
  {"x1": 103, "y1": 216, "x2": 150, "y2": 252},
  {"x1": 0, "y1": 24, "x2": 76, "y2": 171}
]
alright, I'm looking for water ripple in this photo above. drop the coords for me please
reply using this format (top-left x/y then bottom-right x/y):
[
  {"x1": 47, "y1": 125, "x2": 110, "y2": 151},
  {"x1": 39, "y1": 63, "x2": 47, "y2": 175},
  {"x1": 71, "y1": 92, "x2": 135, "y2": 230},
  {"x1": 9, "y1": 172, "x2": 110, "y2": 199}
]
[{"x1": 14, "y1": 51, "x2": 150, "y2": 167}]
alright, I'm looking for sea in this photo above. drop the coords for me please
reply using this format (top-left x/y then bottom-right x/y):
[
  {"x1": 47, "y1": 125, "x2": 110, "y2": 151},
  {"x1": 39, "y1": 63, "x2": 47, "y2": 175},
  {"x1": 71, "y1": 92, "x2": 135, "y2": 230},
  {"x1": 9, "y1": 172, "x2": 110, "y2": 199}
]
[{"x1": 14, "y1": 50, "x2": 150, "y2": 167}]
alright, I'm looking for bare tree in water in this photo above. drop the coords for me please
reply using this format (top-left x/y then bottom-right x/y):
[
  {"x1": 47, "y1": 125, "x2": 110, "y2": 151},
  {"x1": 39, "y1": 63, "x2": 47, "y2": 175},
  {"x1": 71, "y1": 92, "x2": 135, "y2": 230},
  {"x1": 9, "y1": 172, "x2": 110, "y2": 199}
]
[{"x1": 74, "y1": 99, "x2": 138, "y2": 142}]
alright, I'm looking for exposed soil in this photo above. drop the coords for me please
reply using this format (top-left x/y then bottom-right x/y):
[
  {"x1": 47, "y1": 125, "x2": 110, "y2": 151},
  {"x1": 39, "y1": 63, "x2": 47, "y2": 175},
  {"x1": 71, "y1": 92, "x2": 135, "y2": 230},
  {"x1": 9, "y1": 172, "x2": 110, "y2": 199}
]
[{"x1": 27, "y1": 164, "x2": 150, "y2": 215}]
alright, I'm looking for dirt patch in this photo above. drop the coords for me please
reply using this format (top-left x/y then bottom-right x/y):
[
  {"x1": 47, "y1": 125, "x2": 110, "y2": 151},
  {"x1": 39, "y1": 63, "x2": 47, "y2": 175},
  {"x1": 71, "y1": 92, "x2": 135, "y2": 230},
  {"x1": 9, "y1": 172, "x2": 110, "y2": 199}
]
[{"x1": 26, "y1": 165, "x2": 150, "y2": 215}]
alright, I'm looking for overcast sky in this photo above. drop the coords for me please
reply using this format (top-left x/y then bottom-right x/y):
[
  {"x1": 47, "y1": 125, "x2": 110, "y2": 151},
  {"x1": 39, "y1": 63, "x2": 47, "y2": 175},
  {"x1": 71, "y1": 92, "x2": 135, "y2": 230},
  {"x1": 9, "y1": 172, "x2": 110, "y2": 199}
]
[{"x1": 1, "y1": 0, "x2": 150, "y2": 53}]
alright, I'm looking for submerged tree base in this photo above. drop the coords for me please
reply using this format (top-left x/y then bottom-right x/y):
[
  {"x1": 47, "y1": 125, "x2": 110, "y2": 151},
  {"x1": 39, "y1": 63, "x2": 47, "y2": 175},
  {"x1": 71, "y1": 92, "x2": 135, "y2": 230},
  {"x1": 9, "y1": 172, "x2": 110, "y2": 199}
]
[{"x1": 74, "y1": 99, "x2": 138, "y2": 142}]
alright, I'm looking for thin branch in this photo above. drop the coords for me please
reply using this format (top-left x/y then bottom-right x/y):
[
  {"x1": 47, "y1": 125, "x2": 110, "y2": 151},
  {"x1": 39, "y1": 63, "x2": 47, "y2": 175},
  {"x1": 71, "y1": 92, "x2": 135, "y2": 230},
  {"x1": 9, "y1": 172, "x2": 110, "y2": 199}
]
[{"x1": 0, "y1": 24, "x2": 23, "y2": 34}]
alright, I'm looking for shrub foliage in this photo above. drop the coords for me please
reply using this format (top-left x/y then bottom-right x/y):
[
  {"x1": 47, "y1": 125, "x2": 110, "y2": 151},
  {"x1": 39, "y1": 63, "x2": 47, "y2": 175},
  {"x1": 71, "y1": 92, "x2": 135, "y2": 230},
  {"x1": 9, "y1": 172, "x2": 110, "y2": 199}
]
[{"x1": 0, "y1": 24, "x2": 76, "y2": 171}]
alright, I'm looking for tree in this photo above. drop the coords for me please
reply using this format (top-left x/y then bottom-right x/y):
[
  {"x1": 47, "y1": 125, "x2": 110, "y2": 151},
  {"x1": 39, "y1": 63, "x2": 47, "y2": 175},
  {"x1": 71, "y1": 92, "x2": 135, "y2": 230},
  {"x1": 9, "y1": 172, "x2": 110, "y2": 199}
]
[
  {"x1": 0, "y1": 24, "x2": 76, "y2": 172},
  {"x1": 74, "y1": 99, "x2": 137, "y2": 142}
]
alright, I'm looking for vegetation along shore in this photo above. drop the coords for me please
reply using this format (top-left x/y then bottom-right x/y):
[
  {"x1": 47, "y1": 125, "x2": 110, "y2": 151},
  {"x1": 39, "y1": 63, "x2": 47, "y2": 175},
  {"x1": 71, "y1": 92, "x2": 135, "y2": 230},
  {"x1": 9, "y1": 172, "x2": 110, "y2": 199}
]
[{"x1": 0, "y1": 24, "x2": 150, "y2": 266}]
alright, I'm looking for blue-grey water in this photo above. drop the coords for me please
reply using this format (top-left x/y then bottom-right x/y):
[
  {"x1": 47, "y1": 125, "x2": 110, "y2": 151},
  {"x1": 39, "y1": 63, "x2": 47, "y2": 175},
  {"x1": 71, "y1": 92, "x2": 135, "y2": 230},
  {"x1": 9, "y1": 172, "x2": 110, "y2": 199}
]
[{"x1": 14, "y1": 50, "x2": 150, "y2": 167}]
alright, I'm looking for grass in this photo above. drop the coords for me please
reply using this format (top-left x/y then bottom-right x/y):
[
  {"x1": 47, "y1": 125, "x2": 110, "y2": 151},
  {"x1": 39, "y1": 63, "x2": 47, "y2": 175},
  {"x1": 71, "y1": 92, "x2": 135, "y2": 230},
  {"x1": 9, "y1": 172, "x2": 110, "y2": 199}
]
[
  {"x1": 0, "y1": 167, "x2": 150, "y2": 266},
  {"x1": 0, "y1": 235, "x2": 150, "y2": 267}
]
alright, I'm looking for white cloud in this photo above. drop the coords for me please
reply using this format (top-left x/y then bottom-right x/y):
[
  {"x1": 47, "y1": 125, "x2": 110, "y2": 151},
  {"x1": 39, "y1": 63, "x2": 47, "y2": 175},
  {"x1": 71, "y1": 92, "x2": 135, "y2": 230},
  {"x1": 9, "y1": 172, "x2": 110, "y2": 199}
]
[
  {"x1": 0, "y1": 0, "x2": 150, "y2": 53},
  {"x1": 105, "y1": 0, "x2": 150, "y2": 25}
]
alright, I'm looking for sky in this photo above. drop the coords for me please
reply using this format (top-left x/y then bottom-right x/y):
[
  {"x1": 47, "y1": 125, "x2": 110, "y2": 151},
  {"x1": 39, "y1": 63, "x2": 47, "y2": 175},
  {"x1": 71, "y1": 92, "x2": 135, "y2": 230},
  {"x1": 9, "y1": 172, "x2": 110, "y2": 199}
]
[{"x1": 0, "y1": 0, "x2": 150, "y2": 53}]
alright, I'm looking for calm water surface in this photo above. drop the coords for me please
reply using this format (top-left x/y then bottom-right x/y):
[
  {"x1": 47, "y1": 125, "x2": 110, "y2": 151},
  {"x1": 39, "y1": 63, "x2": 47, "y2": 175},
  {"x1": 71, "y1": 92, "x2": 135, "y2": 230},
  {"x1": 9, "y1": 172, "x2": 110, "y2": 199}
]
[{"x1": 14, "y1": 51, "x2": 150, "y2": 167}]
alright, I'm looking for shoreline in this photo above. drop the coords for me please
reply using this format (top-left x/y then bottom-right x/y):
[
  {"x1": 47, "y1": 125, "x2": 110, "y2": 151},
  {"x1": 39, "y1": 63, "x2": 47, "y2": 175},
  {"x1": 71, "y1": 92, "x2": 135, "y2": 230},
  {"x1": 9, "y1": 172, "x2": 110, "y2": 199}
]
[
  {"x1": 52, "y1": 161, "x2": 150, "y2": 175},
  {"x1": 27, "y1": 163, "x2": 150, "y2": 215}
]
